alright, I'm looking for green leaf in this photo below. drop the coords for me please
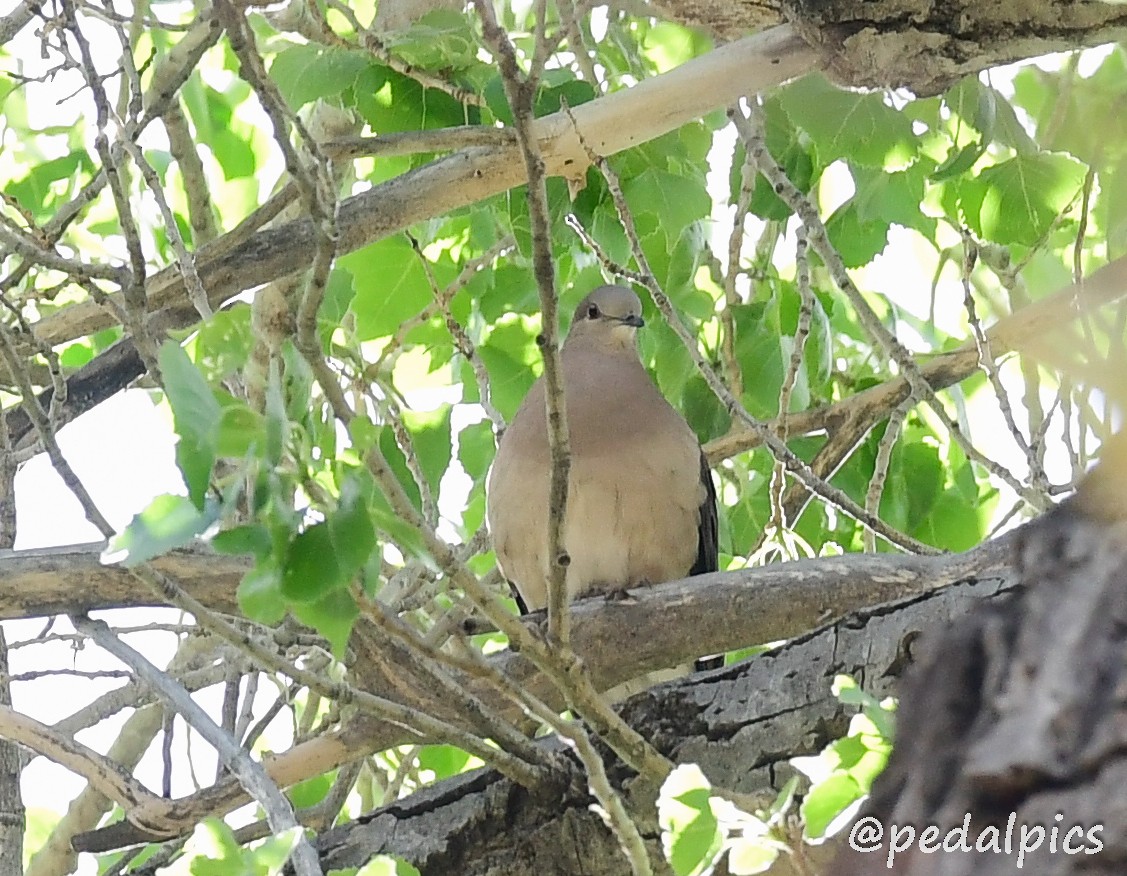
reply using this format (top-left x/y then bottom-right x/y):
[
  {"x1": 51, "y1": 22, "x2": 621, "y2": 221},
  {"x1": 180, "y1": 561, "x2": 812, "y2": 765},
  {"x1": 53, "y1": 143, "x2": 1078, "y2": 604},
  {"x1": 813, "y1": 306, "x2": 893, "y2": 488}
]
[
  {"x1": 825, "y1": 199, "x2": 890, "y2": 267},
  {"x1": 457, "y1": 420, "x2": 496, "y2": 481},
  {"x1": 777, "y1": 74, "x2": 916, "y2": 168},
  {"x1": 289, "y1": 772, "x2": 334, "y2": 809},
  {"x1": 658, "y1": 765, "x2": 722, "y2": 876},
  {"x1": 401, "y1": 405, "x2": 453, "y2": 494},
  {"x1": 160, "y1": 819, "x2": 301, "y2": 876},
  {"x1": 6, "y1": 151, "x2": 94, "y2": 217},
  {"x1": 319, "y1": 267, "x2": 356, "y2": 350},
  {"x1": 832, "y1": 674, "x2": 878, "y2": 708},
  {"x1": 669, "y1": 809, "x2": 722, "y2": 876},
  {"x1": 623, "y1": 167, "x2": 710, "y2": 235},
  {"x1": 237, "y1": 563, "x2": 287, "y2": 625},
  {"x1": 193, "y1": 305, "x2": 252, "y2": 382},
  {"x1": 281, "y1": 521, "x2": 343, "y2": 602},
  {"x1": 187, "y1": 82, "x2": 256, "y2": 180},
  {"x1": 160, "y1": 341, "x2": 223, "y2": 508},
  {"x1": 730, "y1": 303, "x2": 786, "y2": 418},
  {"x1": 105, "y1": 495, "x2": 219, "y2": 567},
  {"x1": 800, "y1": 772, "x2": 863, "y2": 839},
  {"x1": 727, "y1": 837, "x2": 780, "y2": 875},
  {"x1": 215, "y1": 402, "x2": 265, "y2": 458},
  {"x1": 682, "y1": 374, "x2": 731, "y2": 443},
  {"x1": 918, "y1": 488, "x2": 997, "y2": 551},
  {"x1": 341, "y1": 239, "x2": 451, "y2": 341},
  {"x1": 381, "y1": 9, "x2": 479, "y2": 71},
  {"x1": 932, "y1": 141, "x2": 986, "y2": 181},
  {"x1": 960, "y1": 153, "x2": 1086, "y2": 246},
  {"x1": 851, "y1": 163, "x2": 937, "y2": 239},
  {"x1": 479, "y1": 317, "x2": 541, "y2": 419},
  {"x1": 291, "y1": 586, "x2": 358, "y2": 655},
  {"x1": 59, "y1": 341, "x2": 94, "y2": 369},
  {"x1": 416, "y1": 744, "x2": 473, "y2": 780},
  {"x1": 354, "y1": 66, "x2": 469, "y2": 133},
  {"x1": 642, "y1": 21, "x2": 710, "y2": 72},
  {"x1": 880, "y1": 438, "x2": 944, "y2": 533},
  {"x1": 482, "y1": 75, "x2": 513, "y2": 126},
  {"x1": 342, "y1": 856, "x2": 422, "y2": 876},
  {"x1": 377, "y1": 425, "x2": 423, "y2": 511},
  {"x1": 330, "y1": 477, "x2": 377, "y2": 579},
  {"x1": 269, "y1": 44, "x2": 370, "y2": 108},
  {"x1": 264, "y1": 361, "x2": 289, "y2": 467},
  {"x1": 534, "y1": 69, "x2": 597, "y2": 115},
  {"x1": 211, "y1": 523, "x2": 272, "y2": 558}
]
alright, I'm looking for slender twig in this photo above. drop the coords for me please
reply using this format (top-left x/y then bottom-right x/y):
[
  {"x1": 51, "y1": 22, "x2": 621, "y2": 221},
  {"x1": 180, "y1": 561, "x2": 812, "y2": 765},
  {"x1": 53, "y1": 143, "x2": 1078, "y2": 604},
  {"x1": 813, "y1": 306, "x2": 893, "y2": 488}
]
[
  {"x1": 72, "y1": 614, "x2": 325, "y2": 876},
  {"x1": 960, "y1": 230, "x2": 1040, "y2": 484},
  {"x1": 862, "y1": 398, "x2": 914, "y2": 553},
  {"x1": 475, "y1": 0, "x2": 573, "y2": 646},
  {"x1": 733, "y1": 102, "x2": 1052, "y2": 514},
  {"x1": 566, "y1": 105, "x2": 937, "y2": 554},
  {"x1": 768, "y1": 227, "x2": 815, "y2": 531},
  {"x1": 722, "y1": 113, "x2": 759, "y2": 401}
]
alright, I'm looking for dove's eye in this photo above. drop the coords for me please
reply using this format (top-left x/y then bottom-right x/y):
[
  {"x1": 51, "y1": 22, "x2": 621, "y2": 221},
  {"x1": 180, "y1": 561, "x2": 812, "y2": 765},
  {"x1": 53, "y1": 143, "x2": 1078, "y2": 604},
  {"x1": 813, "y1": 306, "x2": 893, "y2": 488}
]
[{"x1": 587, "y1": 303, "x2": 600, "y2": 319}]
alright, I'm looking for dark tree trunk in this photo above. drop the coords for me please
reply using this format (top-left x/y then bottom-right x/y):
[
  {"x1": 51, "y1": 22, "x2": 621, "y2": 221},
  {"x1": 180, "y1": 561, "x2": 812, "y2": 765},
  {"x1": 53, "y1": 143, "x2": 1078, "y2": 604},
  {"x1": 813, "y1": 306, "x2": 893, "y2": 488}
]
[{"x1": 837, "y1": 442, "x2": 1127, "y2": 876}]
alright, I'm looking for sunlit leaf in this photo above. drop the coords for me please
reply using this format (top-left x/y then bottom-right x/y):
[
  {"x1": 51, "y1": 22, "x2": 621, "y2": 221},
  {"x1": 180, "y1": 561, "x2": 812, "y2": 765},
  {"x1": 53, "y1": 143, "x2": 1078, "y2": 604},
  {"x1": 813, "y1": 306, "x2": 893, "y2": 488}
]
[
  {"x1": 778, "y1": 74, "x2": 916, "y2": 168},
  {"x1": 960, "y1": 152, "x2": 1086, "y2": 245},
  {"x1": 106, "y1": 494, "x2": 219, "y2": 567},
  {"x1": 658, "y1": 764, "x2": 723, "y2": 876}
]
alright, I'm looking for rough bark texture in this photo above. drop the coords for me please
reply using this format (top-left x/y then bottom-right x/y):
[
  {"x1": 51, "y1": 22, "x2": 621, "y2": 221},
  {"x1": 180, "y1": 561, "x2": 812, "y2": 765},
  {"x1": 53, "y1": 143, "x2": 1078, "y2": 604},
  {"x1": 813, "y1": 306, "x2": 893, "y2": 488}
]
[
  {"x1": 69, "y1": 540, "x2": 1013, "y2": 853},
  {"x1": 835, "y1": 444, "x2": 1127, "y2": 876},
  {"x1": 0, "y1": 628, "x2": 25, "y2": 876},
  {"x1": 312, "y1": 572, "x2": 1017, "y2": 875},
  {"x1": 650, "y1": 0, "x2": 1127, "y2": 94}
]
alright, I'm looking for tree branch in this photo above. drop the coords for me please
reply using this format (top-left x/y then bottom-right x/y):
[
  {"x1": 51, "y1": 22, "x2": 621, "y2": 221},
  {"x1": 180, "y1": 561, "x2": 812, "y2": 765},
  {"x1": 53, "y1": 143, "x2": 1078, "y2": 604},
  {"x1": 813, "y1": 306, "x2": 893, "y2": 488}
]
[
  {"x1": 305, "y1": 572, "x2": 1020, "y2": 875},
  {"x1": 58, "y1": 530, "x2": 1019, "y2": 852},
  {"x1": 29, "y1": 25, "x2": 817, "y2": 348}
]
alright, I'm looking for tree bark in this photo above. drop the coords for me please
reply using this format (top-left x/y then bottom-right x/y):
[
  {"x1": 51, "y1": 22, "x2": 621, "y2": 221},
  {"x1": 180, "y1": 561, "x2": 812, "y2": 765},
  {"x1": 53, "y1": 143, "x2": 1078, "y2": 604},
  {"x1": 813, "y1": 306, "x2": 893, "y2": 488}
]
[
  {"x1": 67, "y1": 536, "x2": 1014, "y2": 853},
  {"x1": 309, "y1": 571, "x2": 1017, "y2": 875},
  {"x1": 835, "y1": 441, "x2": 1127, "y2": 875}
]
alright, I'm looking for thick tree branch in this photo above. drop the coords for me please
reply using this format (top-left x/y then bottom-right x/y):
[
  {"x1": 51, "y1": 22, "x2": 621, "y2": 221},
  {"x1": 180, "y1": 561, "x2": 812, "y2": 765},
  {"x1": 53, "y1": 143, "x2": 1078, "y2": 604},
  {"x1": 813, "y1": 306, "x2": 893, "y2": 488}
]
[
  {"x1": 303, "y1": 572, "x2": 1019, "y2": 875},
  {"x1": 836, "y1": 439, "x2": 1127, "y2": 876},
  {"x1": 57, "y1": 531, "x2": 1018, "y2": 852}
]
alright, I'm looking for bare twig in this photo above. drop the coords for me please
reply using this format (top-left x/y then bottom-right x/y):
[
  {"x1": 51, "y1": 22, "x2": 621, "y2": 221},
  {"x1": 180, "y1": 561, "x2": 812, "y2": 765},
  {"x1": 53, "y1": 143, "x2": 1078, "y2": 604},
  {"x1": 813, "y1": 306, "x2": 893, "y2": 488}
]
[
  {"x1": 475, "y1": 0, "x2": 573, "y2": 646},
  {"x1": 72, "y1": 613, "x2": 325, "y2": 876},
  {"x1": 566, "y1": 104, "x2": 937, "y2": 554}
]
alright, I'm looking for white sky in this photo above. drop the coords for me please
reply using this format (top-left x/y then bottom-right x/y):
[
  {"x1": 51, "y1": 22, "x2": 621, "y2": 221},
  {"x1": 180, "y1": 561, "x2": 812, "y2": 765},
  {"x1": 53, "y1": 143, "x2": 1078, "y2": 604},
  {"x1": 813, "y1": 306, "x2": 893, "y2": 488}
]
[{"x1": 8, "y1": 394, "x2": 182, "y2": 805}]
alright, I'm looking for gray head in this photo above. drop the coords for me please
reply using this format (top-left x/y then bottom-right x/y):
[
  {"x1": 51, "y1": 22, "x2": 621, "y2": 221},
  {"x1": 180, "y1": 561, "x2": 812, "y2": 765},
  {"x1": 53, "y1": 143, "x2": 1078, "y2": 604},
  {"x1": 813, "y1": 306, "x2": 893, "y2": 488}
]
[{"x1": 565, "y1": 285, "x2": 645, "y2": 350}]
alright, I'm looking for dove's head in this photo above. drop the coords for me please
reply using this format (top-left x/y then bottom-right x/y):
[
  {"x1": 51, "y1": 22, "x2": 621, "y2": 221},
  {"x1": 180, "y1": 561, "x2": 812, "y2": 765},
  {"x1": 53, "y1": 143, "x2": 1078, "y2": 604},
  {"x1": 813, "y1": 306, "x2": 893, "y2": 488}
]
[{"x1": 565, "y1": 285, "x2": 645, "y2": 353}]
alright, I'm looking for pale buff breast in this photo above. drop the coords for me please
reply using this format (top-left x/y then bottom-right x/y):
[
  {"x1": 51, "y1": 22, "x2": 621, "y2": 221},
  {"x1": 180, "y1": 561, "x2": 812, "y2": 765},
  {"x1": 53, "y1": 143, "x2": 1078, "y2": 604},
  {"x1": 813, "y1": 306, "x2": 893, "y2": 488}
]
[{"x1": 486, "y1": 347, "x2": 705, "y2": 610}]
